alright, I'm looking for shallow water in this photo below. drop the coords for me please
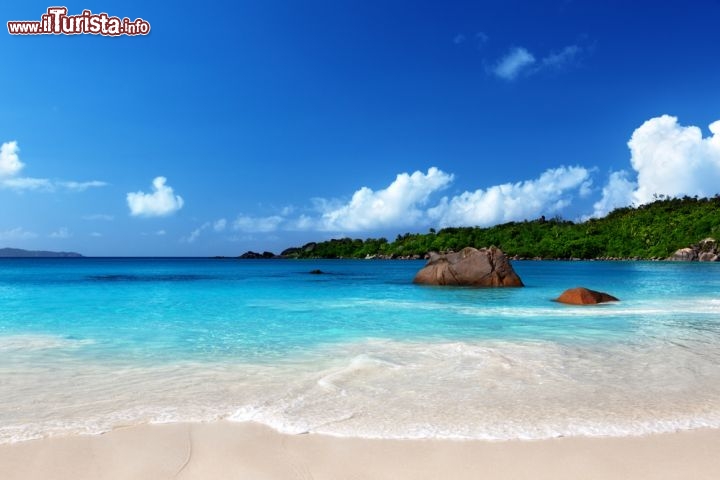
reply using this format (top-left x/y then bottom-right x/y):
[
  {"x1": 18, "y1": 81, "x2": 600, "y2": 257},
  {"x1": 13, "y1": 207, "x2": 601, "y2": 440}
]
[{"x1": 1, "y1": 258, "x2": 719, "y2": 442}]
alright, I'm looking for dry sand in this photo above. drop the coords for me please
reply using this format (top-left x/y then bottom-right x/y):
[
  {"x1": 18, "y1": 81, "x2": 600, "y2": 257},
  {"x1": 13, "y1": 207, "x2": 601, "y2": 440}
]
[{"x1": 1, "y1": 422, "x2": 719, "y2": 480}]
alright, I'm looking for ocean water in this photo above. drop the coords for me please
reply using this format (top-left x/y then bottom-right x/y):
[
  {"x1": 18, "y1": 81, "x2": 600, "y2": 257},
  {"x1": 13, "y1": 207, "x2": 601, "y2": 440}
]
[{"x1": 1, "y1": 258, "x2": 719, "y2": 443}]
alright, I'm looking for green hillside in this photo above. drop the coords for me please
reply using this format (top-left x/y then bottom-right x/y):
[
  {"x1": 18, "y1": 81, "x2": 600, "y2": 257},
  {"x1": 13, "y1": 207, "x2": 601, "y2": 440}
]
[{"x1": 284, "y1": 195, "x2": 720, "y2": 260}]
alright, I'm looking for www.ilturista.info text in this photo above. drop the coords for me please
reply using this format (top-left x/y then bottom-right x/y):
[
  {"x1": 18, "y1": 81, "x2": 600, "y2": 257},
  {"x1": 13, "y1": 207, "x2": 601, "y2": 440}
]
[{"x1": 7, "y1": 7, "x2": 150, "y2": 36}]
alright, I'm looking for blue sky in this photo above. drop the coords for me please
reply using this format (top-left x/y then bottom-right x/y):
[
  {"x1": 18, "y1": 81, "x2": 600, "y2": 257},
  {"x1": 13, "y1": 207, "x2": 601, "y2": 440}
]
[{"x1": 1, "y1": 0, "x2": 719, "y2": 256}]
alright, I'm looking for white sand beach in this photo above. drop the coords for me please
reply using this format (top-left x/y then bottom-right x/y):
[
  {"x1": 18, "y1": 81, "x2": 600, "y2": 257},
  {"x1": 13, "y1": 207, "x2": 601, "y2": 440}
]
[{"x1": 2, "y1": 422, "x2": 719, "y2": 480}]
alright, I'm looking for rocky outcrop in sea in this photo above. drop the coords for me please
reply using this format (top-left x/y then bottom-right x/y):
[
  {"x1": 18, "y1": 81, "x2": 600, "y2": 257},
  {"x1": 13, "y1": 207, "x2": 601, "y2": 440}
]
[{"x1": 413, "y1": 246, "x2": 524, "y2": 287}]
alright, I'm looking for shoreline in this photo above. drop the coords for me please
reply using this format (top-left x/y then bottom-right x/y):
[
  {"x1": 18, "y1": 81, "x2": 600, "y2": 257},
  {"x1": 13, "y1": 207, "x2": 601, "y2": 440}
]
[
  {"x1": 2, "y1": 255, "x2": 716, "y2": 262},
  {"x1": 221, "y1": 253, "x2": 715, "y2": 261},
  {"x1": 2, "y1": 422, "x2": 719, "y2": 480}
]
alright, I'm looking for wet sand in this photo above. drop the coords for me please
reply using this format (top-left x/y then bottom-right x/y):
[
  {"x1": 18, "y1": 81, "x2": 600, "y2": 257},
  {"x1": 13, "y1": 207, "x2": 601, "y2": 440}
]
[{"x1": 1, "y1": 422, "x2": 719, "y2": 480}]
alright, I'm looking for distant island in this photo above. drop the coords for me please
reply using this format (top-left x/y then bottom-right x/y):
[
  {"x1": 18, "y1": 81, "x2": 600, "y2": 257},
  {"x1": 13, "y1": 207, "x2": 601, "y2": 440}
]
[
  {"x1": 0, "y1": 248, "x2": 83, "y2": 258},
  {"x1": 239, "y1": 195, "x2": 720, "y2": 261}
]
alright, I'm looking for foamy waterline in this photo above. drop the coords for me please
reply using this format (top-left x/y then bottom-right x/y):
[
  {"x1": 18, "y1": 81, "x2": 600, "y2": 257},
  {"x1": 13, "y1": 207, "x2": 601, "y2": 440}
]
[
  {"x1": 3, "y1": 259, "x2": 719, "y2": 444},
  {"x1": 3, "y1": 334, "x2": 720, "y2": 444}
]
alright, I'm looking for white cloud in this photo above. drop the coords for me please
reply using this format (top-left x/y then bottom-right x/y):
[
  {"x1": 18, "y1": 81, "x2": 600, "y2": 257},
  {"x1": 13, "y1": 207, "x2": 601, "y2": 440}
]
[
  {"x1": 629, "y1": 115, "x2": 720, "y2": 203},
  {"x1": 90, "y1": 232, "x2": 103, "y2": 237},
  {"x1": 316, "y1": 167, "x2": 454, "y2": 231},
  {"x1": 49, "y1": 227, "x2": 71, "y2": 239},
  {"x1": 592, "y1": 115, "x2": 720, "y2": 216},
  {"x1": 1, "y1": 178, "x2": 106, "y2": 192},
  {"x1": 579, "y1": 179, "x2": 594, "y2": 198},
  {"x1": 453, "y1": 33, "x2": 466, "y2": 45},
  {"x1": 0, "y1": 227, "x2": 37, "y2": 241},
  {"x1": 57, "y1": 180, "x2": 107, "y2": 191},
  {"x1": 218, "y1": 169, "x2": 452, "y2": 233},
  {"x1": 233, "y1": 214, "x2": 284, "y2": 233},
  {"x1": 0, "y1": 141, "x2": 106, "y2": 192},
  {"x1": 184, "y1": 219, "x2": 228, "y2": 243},
  {"x1": 590, "y1": 171, "x2": 636, "y2": 218},
  {"x1": 127, "y1": 176, "x2": 184, "y2": 217},
  {"x1": 490, "y1": 44, "x2": 584, "y2": 81},
  {"x1": 0, "y1": 177, "x2": 53, "y2": 191},
  {"x1": 187, "y1": 229, "x2": 202, "y2": 243},
  {"x1": 542, "y1": 45, "x2": 581, "y2": 69},
  {"x1": 492, "y1": 47, "x2": 536, "y2": 80},
  {"x1": 213, "y1": 218, "x2": 227, "y2": 232},
  {"x1": 216, "y1": 166, "x2": 589, "y2": 233},
  {"x1": 181, "y1": 218, "x2": 230, "y2": 243},
  {"x1": 155, "y1": 229, "x2": 166, "y2": 236},
  {"x1": 186, "y1": 223, "x2": 209, "y2": 243},
  {"x1": 0, "y1": 141, "x2": 24, "y2": 177},
  {"x1": 428, "y1": 166, "x2": 591, "y2": 227},
  {"x1": 291, "y1": 215, "x2": 315, "y2": 231}
]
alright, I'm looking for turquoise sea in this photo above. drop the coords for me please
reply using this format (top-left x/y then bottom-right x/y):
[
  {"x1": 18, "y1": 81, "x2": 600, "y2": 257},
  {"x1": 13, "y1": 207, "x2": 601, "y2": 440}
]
[{"x1": 1, "y1": 258, "x2": 719, "y2": 443}]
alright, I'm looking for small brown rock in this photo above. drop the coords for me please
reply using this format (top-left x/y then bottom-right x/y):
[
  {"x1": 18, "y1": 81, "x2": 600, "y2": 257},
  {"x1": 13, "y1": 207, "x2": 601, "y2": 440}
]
[{"x1": 555, "y1": 287, "x2": 619, "y2": 305}]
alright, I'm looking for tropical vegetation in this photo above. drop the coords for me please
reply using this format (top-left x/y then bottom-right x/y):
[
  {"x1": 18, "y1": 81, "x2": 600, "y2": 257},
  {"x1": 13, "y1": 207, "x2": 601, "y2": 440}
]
[{"x1": 282, "y1": 196, "x2": 720, "y2": 260}]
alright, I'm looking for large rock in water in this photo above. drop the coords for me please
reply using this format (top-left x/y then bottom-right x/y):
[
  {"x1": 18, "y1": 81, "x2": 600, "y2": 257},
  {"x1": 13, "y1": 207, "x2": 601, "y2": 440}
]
[
  {"x1": 413, "y1": 247, "x2": 524, "y2": 287},
  {"x1": 555, "y1": 287, "x2": 619, "y2": 305}
]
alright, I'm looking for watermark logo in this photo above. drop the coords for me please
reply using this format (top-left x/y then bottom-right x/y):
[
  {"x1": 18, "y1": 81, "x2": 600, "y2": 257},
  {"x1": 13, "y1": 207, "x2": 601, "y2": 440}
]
[{"x1": 7, "y1": 7, "x2": 150, "y2": 36}]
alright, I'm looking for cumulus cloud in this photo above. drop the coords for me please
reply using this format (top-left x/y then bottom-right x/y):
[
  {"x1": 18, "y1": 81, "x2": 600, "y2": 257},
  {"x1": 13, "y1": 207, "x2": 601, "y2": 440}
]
[
  {"x1": 428, "y1": 166, "x2": 591, "y2": 227},
  {"x1": 629, "y1": 115, "x2": 720, "y2": 203},
  {"x1": 492, "y1": 47, "x2": 536, "y2": 80},
  {"x1": 592, "y1": 115, "x2": 720, "y2": 217},
  {"x1": 127, "y1": 177, "x2": 184, "y2": 217},
  {"x1": 207, "y1": 115, "x2": 720, "y2": 234},
  {"x1": 316, "y1": 167, "x2": 454, "y2": 231},
  {"x1": 0, "y1": 227, "x2": 37, "y2": 241},
  {"x1": 590, "y1": 171, "x2": 636, "y2": 218},
  {"x1": 223, "y1": 167, "x2": 583, "y2": 232},
  {"x1": 579, "y1": 179, "x2": 594, "y2": 198},
  {"x1": 217, "y1": 167, "x2": 591, "y2": 233},
  {"x1": 0, "y1": 141, "x2": 24, "y2": 176}
]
